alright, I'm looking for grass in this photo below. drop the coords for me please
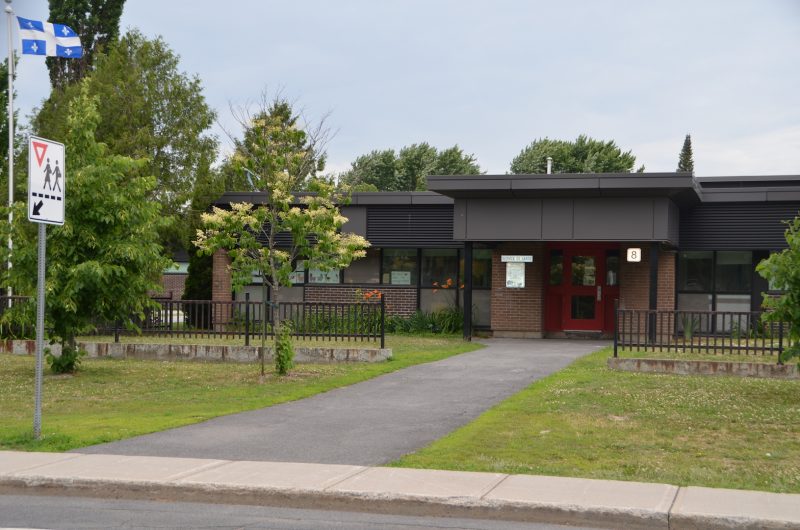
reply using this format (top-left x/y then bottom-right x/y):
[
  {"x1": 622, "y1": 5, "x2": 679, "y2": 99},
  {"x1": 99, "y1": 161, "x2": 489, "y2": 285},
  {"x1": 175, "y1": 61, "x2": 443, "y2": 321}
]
[
  {"x1": 392, "y1": 346, "x2": 800, "y2": 494},
  {"x1": 0, "y1": 334, "x2": 480, "y2": 452}
]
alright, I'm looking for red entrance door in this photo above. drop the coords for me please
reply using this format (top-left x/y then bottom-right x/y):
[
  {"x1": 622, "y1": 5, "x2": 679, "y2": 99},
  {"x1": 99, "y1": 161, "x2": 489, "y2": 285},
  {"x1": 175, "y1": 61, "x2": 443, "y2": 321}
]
[{"x1": 545, "y1": 243, "x2": 620, "y2": 333}]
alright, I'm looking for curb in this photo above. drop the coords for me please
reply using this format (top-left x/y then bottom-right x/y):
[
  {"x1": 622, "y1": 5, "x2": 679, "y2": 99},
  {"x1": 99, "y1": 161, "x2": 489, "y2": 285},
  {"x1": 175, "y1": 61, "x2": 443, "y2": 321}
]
[{"x1": 2, "y1": 452, "x2": 799, "y2": 529}]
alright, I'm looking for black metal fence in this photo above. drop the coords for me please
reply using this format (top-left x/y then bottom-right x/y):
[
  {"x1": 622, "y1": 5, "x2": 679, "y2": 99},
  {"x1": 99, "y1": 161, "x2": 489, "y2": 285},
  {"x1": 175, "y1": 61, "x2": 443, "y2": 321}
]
[
  {"x1": 614, "y1": 305, "x2": 786, "y2": 360},
  {"x1": 0, "y1": 295, "x2": 385, "y2": 348}
]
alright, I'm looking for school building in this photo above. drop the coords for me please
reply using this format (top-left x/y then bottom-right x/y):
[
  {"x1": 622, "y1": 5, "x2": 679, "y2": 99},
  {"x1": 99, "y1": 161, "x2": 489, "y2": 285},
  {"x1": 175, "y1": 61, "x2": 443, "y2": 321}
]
[{"x1": 211, "y1": 172, "x2": 800, "y2": 338}]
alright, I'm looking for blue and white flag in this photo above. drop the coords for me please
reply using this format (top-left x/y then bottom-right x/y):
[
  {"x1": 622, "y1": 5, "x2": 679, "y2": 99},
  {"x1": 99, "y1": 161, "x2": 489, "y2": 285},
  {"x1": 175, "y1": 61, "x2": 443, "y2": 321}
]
[{"x1": 17, "y1": 16, "x2": 83, "y2": 58}]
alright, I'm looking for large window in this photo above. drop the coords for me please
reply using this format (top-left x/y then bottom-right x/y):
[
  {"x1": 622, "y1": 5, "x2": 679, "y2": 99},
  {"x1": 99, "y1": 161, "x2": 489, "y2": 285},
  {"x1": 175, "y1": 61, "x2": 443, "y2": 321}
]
[
  {"x1": 382, "y1": 249, "x2": 417, "y2": 285},
  {"x1": 677, "y1": 251, "x2": 753, "y2": 313},
  {"x1": 421, "y1": 249, "x2": 458, "y2": 287}
]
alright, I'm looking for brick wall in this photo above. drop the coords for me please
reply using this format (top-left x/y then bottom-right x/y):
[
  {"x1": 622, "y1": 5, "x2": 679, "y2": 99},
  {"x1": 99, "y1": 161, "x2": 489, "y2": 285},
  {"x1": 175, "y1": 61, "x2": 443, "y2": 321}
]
[
  {"x1": 159, "y1": 274, "x2": 187, "y2": 300},
  {"x1": 619, "y1": 246, "x2": 677, "y2": 337},
  {"x1": 304, "y1": 286, "x2": 417, "y2": 317},
  {"x1": 490, "y1": 243, "x2": 545, "y2": 337},
  {"x1": 212, "y1": 250, "x2": 232, "y2": 330},
  {"x1": 619, "y1": 246, "x2": 676, "y2": 311}
]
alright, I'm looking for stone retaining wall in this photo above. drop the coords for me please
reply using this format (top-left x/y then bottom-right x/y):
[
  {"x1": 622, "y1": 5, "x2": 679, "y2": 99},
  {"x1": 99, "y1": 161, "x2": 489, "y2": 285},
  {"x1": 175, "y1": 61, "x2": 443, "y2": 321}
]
[
  {"x1": 2, "y1": 340, "x2": 391, "y2": 364},
  {"x1": 608, "y1": 357, "x2": 798, "y2": 380}
]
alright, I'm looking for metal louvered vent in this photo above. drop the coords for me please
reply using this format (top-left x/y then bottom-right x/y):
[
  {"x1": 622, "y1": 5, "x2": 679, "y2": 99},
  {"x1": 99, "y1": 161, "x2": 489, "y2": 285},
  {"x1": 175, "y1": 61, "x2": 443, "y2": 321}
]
[
  {"x1": 680, "y1": 202, "x2": 800, "y2": 250},
  {"x1": 367, "y1": 206, "x2": 457, "y2": 248}
]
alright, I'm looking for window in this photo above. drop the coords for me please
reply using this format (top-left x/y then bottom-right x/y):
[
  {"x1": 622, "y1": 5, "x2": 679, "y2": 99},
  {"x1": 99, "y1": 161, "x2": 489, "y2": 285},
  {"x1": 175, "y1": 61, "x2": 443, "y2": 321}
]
[
  {"x1": 678, "y1": 251, "x2": 713, "y2": 292},
  {"x1": 677, "y1": 250, "x2": 756, "y2": 314},
  {"x1": 715, "y1": 251, "x2": 751, "y2": 293},
  {"x1": 343, "y1": 248, "x2": 380, "y2": 284},
  {"x1": 421, "y1": 249, "x2": 458, "y2": 287},
  {"x1": 549, "y1": 250, "x2": 563, "y2": 286},
  {"x1": 308, "y1": 268, "x2": 340, "y2": 284},
  {"x1": 605, "y1": 250, "x2": 619, "y2": 287},
  {"x1": 289, "y1": 262, "x2": 305, "y2": 284},
  {"x1": 382, "y1": 249, "x2": 417, "y2": 285},
  {"x1": 458, "y1": 248, "x2": 493, "y2": 288}
]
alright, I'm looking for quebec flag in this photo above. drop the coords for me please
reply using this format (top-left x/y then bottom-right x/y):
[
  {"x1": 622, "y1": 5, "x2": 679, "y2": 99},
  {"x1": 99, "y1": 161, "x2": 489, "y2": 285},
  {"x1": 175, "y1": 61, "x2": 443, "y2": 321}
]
[{"x1": 17, "y1": 16, "x2": 83, "y2": 58}]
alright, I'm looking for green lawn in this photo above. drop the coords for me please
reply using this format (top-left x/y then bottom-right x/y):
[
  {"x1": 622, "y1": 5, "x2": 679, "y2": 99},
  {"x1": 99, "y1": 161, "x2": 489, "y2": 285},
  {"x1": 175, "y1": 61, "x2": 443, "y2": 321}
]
[
  {"x1": 0, "y1": 334, "x2": 480, "y2": 452},
  {"x1": 393, "y1": 346, "x2": 800, "y2": 494}
]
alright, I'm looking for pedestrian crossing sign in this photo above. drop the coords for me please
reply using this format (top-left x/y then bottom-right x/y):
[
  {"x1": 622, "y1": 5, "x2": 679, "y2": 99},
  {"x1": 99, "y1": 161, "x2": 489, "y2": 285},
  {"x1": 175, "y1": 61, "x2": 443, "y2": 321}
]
[{"x1": 28, "y1": 135, "x2": 65, "y2": 225}]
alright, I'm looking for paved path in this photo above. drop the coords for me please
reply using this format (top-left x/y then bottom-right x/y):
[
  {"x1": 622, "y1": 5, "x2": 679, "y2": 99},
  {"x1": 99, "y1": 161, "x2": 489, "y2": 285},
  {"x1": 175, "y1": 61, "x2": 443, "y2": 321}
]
[{"x1": 76, "y1": 339, "x2": 606, "y2": 465}]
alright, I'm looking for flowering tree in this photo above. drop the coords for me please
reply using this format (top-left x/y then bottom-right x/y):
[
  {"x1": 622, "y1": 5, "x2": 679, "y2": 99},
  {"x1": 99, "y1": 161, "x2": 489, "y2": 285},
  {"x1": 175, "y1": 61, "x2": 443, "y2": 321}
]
[{"x1": 195, "y1": 95, "x2": 368, "y2": 376}]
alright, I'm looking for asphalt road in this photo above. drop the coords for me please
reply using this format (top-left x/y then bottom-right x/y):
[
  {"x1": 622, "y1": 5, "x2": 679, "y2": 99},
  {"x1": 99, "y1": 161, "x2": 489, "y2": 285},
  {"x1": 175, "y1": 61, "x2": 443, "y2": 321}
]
[
  {"x1": 76, "y1": 339, "x2": 606, "y2": 465},
  {"x1": 0, "y1": 494, "x2": 602, "y2": 530}
]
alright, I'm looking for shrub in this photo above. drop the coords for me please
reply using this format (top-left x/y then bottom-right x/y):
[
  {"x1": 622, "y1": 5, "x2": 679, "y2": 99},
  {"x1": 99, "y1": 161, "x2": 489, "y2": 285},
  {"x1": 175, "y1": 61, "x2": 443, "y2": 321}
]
[
  {"x1": 274, "y1": 322, "x2": 294, "y2": 375},
  {"x1": 385, "y1": 308, "x2": 463, "y2": 335},
  {"x1": 45, "y1": 345, "x2": 86, "y2": 374}
]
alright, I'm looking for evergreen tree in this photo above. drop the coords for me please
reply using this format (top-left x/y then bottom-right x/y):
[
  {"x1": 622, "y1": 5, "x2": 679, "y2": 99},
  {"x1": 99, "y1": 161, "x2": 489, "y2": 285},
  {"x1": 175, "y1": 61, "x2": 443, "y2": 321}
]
[{"x1": 677, "y1": 134, "x2": 694, "y2": 173}]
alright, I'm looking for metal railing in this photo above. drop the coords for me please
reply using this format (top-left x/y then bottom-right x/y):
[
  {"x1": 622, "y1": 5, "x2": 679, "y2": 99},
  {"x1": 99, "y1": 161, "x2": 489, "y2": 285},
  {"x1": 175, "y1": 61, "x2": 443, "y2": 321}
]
[
  {"x1": 0, "y1": 295, "x2": 385, "y2": 348},
  {"x1": 614, "y1": 302, "x2": 786, "y2": 361}
]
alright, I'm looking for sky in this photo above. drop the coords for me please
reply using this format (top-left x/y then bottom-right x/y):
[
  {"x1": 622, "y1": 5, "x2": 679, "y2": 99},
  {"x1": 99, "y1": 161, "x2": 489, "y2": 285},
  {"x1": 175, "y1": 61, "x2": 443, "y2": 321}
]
[{"x1": 5, "y1": 0, "x2": 800, "y2": 177}]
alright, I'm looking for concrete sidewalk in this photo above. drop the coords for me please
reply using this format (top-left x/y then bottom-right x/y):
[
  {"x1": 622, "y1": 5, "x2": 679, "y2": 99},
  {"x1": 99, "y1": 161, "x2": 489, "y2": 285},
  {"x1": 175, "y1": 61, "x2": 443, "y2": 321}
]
[{"x1": 2, "y1": 451, "x2": 799, "y2": 530}]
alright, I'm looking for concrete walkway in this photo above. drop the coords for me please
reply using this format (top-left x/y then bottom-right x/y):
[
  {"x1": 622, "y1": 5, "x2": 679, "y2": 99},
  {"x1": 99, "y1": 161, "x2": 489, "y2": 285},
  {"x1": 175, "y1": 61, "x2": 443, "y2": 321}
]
[
  {"x1": 2, "y1": 451, "x2": 799, "y2": 529},
  {"x1": 76, "y1": 339, "x2": 606, "y2": 465}
]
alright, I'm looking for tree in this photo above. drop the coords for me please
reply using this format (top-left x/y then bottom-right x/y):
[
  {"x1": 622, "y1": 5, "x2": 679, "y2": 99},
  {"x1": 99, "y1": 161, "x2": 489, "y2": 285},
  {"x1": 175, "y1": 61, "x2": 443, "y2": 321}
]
[
  {"x1": 46, "y1": 0, "x2": 126, "y2": 88},
  {"x1": 757, "y1": 216, "x2": 800, "y2": 363},
  {"x1": 510, "y1": 135, "x2": 643, "y2": 174},
  {"x1": 397, "y1": 143, "x2": 437, "y2": 191},
  {"x1": 677, "y1": 134, "x2": 694, "y2": 173},
  {"x1": 0, "y1": 84, "x2": 169, "y2": 369},
  {"x1": 34, "y1": 30, "x2": 218, "y2": 248},
  {"x1": 343, "y1": 149, "x2": 399, "y2": 191},
  {"x1": 342, "y1": 143, "x2": 482, "y2": 191},
  {"x1": 195, "y1": 95, "x2": 369, "y2": 376}
]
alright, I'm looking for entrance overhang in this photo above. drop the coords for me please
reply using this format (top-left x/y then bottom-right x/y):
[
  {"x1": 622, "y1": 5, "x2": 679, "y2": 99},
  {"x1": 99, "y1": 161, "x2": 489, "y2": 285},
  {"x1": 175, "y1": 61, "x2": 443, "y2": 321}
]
[{"x1": 428, "y1": 172, "x2": 700, "y2": 247}]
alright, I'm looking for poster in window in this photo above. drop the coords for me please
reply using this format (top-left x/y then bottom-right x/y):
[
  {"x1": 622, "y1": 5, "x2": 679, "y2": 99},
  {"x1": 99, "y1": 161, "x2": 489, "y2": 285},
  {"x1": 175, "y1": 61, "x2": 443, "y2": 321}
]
[
  {"x1": 506, "y1": 262, "x2": 525, "y2": 288},
  {"x1": 391, "y1": 271, "x2": 412, "y2": 285}
]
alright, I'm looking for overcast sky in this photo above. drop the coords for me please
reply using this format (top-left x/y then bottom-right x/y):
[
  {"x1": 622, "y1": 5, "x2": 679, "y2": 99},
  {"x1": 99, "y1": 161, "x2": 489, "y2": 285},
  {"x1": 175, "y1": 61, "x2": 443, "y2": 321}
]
[{"x1": 7, "y1": 0, "x2": 800, "y2": 176}]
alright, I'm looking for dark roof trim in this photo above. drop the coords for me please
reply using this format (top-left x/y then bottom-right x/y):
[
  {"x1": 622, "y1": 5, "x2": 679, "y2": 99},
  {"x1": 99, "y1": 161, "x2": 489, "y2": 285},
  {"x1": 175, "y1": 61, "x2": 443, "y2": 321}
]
[
  {"x1": 696, "y1": 175, "x2": 800, "y2": 202},
  {"x1": 427, "y1": 172, "x2": 701, "y2": 206}
]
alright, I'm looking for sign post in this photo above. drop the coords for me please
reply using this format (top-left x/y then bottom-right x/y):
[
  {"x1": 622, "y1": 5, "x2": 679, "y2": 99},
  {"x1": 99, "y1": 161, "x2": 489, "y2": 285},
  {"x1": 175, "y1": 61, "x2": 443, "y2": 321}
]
[{"x1": 27, "y1": 135, "x2": 65, "y2": 439}]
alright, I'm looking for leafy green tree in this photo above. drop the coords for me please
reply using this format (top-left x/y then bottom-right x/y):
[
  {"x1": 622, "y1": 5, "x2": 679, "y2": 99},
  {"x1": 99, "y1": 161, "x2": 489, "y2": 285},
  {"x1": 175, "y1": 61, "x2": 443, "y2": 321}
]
[
  {"x1": 510, "y1": 135, "x2": 642, "y2": 174},
  {"x1": 47, "y1": 0, "x2": 126, "y2": 88},
  {"x1": 0, "y1": 84, "x2": 169, "y2": 369},
  {"x1": 196, "y1": 95, "x2": 369, "y2": 376},
  {"x1": 397, "y1": 143, "x2": 437, "y2": 191},
  {"x1": 430, "y1": 145, "x2": 481, "y2": 176},
  {"x1": 757, "y1": 216, "x2": 800, "y2": 363},
  {"x1": 0, "y1": 56, "x2": 23, "y2": 207},
  {"x1": 343, "y1": 149, "x2": 399, "y2": 191},
  {"x1": 677, "y1": 134, "x2": 694, "y2": 173},
  {"x1": 34, "y1": 30, "x2": 218, "y2": 247},
  {"x1": 342, "y1": 143, "x2": 481, "y2": 191}
]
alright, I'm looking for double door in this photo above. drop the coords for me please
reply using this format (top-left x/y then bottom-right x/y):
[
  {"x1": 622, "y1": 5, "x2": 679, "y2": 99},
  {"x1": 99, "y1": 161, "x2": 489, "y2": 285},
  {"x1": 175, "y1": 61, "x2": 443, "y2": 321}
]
[{"x1": 545, "y1": 243, "x2": 620, "y2": 333}]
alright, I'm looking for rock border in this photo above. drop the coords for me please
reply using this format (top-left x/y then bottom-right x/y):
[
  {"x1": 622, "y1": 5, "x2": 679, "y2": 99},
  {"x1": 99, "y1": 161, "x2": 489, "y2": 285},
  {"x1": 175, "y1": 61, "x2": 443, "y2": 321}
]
[
  {"x1": 1, "y1": 339, "x2": 391, "y2": 364},
  {"x1": 608, "y1": 357, "x2": 798, "y2": 380}
]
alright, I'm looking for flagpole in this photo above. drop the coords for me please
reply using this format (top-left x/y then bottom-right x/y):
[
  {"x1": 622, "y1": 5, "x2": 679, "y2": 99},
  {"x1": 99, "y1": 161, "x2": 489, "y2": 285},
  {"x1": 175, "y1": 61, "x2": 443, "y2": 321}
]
[{"x1": 5, "y1": 0, "x2": 13, "y2": 301}]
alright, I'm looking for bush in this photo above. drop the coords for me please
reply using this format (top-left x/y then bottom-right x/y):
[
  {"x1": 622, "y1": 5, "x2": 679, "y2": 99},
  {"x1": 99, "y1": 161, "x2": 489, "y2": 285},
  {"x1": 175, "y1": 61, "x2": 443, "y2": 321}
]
[
  {"x1": 45, "y1": 345, "x2": 86, "y2": 374},
  {"x1": 274, "y1": 322, "x2": 294, "y2": 375},
  {"x1": 385, "y1": 307, "x2": 463, "y2": 334}
]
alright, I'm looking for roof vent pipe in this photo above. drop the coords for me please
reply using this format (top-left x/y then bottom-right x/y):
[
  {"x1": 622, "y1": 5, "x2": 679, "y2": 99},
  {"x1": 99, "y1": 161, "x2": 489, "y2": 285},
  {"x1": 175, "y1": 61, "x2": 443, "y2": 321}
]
[{"x1": 546, "y1": 156, "x2": 553, "y2": 175}]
